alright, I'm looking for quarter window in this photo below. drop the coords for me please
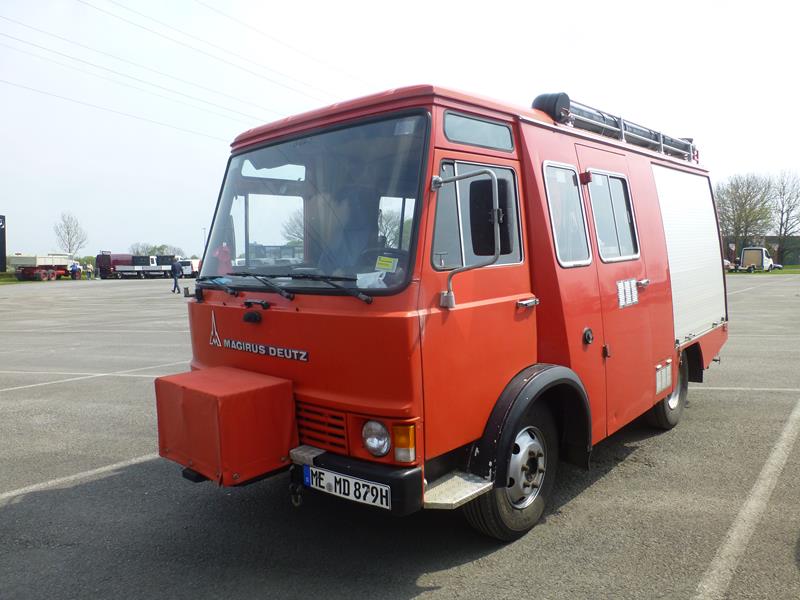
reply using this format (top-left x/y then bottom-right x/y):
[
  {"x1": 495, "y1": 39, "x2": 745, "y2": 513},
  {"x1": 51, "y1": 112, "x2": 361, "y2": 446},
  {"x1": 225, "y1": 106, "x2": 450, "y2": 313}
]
[
  {"x1": 444, "y1": 112, "x2": 513, "y2": 151},
  {"x1": 587, "y1": 174, "x2": 638, "y2": 260},
  {"x1": 544, "y1": 165, "x2": 590, "y2": 266},
  {"x1": 432, "y1": 162, "x2": 521, "y2": 270}
]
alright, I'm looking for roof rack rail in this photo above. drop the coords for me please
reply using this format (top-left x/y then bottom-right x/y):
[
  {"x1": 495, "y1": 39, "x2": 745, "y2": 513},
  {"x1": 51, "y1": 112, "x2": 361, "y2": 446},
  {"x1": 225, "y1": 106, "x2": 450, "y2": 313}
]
[{"x1": 532, "y1": 93, "x2": 698, "y2": 163}]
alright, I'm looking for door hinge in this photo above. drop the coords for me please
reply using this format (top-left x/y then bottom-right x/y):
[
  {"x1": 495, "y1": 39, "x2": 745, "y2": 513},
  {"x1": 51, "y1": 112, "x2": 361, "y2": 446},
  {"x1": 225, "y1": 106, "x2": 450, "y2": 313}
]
[{"x1": 602, "y1": 344, "x2": 612, "y2": 358}]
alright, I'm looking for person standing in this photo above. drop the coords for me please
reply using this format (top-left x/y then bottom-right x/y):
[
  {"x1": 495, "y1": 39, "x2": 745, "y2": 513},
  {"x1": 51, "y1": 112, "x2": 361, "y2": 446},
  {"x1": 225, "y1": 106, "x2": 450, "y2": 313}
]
[
  {"x1": 86, "y1": 263, "x2": 94, "y2": 280},
  {"x1": 170, "y1": 258, "x2": 182, "y2": 294}
]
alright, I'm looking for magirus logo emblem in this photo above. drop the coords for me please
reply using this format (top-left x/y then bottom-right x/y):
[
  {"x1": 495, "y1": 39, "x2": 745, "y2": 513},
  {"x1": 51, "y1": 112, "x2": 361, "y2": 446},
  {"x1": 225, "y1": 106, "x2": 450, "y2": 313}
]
[
  {"x1": 209, "y1": 311, "x2": 222, "y2": 347},
  {"x1": 208, "y1": 310, "x2": 308, "y2": 362}
]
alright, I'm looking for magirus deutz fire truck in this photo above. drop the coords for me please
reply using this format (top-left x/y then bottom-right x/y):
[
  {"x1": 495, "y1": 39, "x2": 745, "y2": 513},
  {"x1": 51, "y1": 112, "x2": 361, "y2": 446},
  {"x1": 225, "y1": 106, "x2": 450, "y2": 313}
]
[{"x1": 155, "y1": 86, "x2": 727, "y2": 540}]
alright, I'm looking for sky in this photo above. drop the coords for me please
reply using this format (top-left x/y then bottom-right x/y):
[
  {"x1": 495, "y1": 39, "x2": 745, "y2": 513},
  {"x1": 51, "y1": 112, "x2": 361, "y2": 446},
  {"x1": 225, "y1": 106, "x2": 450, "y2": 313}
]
[{"x1": 1, "y1": 0, "x2": 798, "y2": 257}]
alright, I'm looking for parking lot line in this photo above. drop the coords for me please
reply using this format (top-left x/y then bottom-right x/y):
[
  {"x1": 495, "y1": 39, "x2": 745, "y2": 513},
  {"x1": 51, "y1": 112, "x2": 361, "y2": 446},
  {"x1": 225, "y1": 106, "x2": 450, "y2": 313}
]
[
  {"x1": 693, "y1": 399, "x2": 800, "y2": 600},
  {"x1": 0, "y1": 360, "x2": 187, "y2": 394},
  {"x1": 691, "y1": 386, "x2": 800, "y2": 393},
  {"x1": 0, "y1": 370, "x2": 173, "y2": 379},
  {"x1": 0, "y1": 453, "x2": 158, "y2": 503},
  {"x1": 726, "y1": 278, "x2": 799, "y2": 296}
]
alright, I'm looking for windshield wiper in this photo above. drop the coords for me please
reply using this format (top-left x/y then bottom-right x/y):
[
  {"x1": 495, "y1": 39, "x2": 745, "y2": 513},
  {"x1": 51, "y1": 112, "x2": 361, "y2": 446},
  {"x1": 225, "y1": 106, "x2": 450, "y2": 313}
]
[
  {"x1": 226, "y1": 272, "x2": 295, "y2": 300},
  {"x1": 196, "y1": 275, "x2": 239, "y2": 297},
  {"x1": 274, "y1": 273, "x2": 373, "y2": 304}
]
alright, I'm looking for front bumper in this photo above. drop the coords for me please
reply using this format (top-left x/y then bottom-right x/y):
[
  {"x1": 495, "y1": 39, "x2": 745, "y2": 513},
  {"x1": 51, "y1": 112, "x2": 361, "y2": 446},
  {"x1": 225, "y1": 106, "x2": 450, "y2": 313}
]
[{"x1": 289, "y1": 445, "x2": 423, "y2": 516}]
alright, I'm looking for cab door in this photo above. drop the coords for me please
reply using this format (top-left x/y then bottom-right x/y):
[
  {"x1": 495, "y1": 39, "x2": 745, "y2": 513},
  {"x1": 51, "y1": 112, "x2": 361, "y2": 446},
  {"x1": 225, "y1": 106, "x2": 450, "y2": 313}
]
[
  {"x1": 420, "y1": 150, "x2": 537, "y2": 459},
  {"x1": 576, "y1": 145, "x2": 653, "y2": 434}
]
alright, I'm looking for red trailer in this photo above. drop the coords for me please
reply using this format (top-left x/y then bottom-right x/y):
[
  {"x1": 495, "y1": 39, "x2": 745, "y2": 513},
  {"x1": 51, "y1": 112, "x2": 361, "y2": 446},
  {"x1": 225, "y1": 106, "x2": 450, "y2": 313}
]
[{"x1": 9, "y1": 254, "x2": 74, "y2": 281}]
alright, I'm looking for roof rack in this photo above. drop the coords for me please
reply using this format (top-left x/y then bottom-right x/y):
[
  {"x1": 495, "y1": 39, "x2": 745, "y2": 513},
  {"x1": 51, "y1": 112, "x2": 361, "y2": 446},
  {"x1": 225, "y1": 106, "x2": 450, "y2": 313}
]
[{"x1": 532, "y1": 93, "x2": 698, "y2": 163}]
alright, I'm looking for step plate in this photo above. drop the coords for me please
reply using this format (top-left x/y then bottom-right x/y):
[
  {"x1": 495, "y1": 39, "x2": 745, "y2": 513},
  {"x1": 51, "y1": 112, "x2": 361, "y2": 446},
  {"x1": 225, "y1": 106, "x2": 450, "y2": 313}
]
[{"x1": 424, "y1": 471, "x2": 493, "y2": 510}]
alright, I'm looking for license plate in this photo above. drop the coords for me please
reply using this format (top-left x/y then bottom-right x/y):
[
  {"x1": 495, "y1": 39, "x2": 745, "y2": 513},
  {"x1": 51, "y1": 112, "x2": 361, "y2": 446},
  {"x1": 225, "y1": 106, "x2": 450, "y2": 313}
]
[{"x1": 303, "y1": 465, "x2": 391, "y2": 510}]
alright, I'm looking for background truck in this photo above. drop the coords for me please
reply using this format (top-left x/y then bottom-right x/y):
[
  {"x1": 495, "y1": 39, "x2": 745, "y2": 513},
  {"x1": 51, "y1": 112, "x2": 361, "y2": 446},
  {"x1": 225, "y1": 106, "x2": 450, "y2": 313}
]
[
  {"x1": 96, "y1": 252, "x2": 133, "y2": 279},
  {"x1": 155, "y1": 85, "x2": 728, "y2": 541},
  {"x1": 9, "y1": 254, "x2": 74, "y2": 281},
  {"x1": 179, "y1": 259, "x2": 200, "y2": 278},
  {"x1": 740, "y1": 246, "x2": 781, "y2": 272},
  {"x1": 96, "y1": 252, "x2": 179, "y2": 278}
]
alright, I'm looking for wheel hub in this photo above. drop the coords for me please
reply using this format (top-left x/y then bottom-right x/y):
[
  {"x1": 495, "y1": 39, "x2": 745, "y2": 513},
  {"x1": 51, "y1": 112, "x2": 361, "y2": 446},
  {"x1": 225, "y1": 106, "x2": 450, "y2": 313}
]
[{"x1": 506, "y1": 426, "x2": 546, "y2": 509}]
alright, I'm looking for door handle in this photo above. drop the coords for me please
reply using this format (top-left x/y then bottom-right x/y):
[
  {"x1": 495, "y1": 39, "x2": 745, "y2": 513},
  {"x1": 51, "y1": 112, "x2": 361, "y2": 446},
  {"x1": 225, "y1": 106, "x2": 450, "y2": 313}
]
[
  {"x1": 516, "y1": 297, "x2": 540, "y2": 309},
  {"x1": 636, "y1": 279, "x2": 650, "y2": 289}
]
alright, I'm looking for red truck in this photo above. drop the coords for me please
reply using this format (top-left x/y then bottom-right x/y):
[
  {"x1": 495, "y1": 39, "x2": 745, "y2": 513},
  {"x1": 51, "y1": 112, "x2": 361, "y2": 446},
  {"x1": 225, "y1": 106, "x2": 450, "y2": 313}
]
[{"x1": 155, "y1": 86, "x2": 727, "y2": 540}]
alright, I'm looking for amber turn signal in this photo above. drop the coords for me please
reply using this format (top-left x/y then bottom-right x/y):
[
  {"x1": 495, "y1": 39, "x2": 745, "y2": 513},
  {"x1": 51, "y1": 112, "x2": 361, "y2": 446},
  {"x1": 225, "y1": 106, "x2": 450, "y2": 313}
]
[{"x1": 392, "y1": 424, "x2": 415, "y2": 463}]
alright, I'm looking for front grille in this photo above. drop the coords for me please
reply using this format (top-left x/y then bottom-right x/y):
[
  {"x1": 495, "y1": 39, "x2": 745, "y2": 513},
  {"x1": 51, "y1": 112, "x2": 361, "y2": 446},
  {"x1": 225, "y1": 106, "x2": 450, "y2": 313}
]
[{"x1": 296, "y1": 402, "x2": 348, "y2": 453}]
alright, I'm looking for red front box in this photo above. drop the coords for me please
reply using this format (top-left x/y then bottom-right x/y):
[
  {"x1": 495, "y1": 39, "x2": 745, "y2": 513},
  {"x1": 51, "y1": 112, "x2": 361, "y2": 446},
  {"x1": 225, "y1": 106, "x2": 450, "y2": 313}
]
[{"x1": 155, "y1": 367, "x2": 297, "y2": 485}]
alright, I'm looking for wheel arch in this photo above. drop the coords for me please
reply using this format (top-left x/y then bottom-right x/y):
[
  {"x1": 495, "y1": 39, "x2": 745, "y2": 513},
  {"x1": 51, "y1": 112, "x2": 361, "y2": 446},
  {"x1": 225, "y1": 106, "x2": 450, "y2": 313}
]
[
  {"x1": 467, "y1": 364, "x2": 592, "y2": 485},
  {"x1": 685, "y1": 343, "x2": 703, "y2": 383}
]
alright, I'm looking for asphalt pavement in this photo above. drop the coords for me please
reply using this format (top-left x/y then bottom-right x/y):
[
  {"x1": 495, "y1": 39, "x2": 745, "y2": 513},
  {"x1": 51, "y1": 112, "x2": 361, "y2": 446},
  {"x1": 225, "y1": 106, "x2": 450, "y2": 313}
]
[{"x1": 0, "y1": 275, "x2": 798, "y2": 599}]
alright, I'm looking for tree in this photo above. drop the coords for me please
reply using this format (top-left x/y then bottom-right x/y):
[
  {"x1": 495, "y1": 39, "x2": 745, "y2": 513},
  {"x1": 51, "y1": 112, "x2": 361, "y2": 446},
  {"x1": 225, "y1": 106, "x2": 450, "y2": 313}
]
[
  {"x1": 281, "y1": 209, "x2": 305, "y2": 244},
  {"x1": 378, "y1": 209, "x2": 402, "y2": 247},
  {"x1": 771, "y1": 171, "x2": 800, "y2": 264},
  {"x1": 54, "y1": 212, "x2": 88, "y2": 257},
  {"x1": 715, "y1": 174, "x2": 773, "y2": 257},
  {"x1": 129, "y1": 242, "x2": 153, "y2": 255},
  {"x1": 129, "y1": 242, "x2": 185, "y2": 256}
]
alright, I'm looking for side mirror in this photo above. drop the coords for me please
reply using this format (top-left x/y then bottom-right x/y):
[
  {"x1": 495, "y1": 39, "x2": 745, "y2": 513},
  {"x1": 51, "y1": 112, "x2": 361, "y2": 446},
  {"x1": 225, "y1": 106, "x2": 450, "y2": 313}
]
[{"x1": 431, "y1": 169, "x2": 501, "y2": 308}]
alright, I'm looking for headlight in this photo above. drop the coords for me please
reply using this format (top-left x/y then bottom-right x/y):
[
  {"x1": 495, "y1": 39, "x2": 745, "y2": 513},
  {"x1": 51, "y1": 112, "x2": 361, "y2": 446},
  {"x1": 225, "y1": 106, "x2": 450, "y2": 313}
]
[{"x1": 362, "y1": 420, "x2": 390, "y2": 457}]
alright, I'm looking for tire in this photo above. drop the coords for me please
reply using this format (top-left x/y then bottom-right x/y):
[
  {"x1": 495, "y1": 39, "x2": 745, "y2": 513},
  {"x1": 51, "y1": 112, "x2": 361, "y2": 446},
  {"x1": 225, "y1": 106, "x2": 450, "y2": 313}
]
[
  {"x1": 38, "y1": 271, "x2": 48, "y2": 281},
  {"x1": 647, "y1": 351, "x2": 689, "y2": 430},
  {"x1": 463, "y1": 402, "x2": 559, "y2": 541},
  {"x1": 47, "y1": 270, "x2": 56, "y2": 281},
  {"x1": 747, "y1": 265, "x2": 755, "y2": 273}
]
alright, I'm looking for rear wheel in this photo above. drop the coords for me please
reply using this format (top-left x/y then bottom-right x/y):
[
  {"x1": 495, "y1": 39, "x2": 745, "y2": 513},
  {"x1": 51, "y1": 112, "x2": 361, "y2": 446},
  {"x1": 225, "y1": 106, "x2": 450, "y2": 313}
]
[
  {"x1": 47, "y1": 270, "x2": 56, "y2": 281},
  {"x1": 463, "y1": 402, "x2": 558, "y2": 541},
  {"x1": 647, "y1": 351, "x2": 689, "y2": 430}
]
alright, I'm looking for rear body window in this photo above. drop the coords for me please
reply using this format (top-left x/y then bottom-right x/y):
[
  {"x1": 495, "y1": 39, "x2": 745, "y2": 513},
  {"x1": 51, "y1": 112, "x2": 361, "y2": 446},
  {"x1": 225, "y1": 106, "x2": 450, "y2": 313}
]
[
  {"x1": 587, "y1": 173, "x2": 638, "y2": 261},
  {"x1": 543, "y1": 164, "x2": 591, "y2": 266},
  {"x1": 444, "y1": 112, "x2": 513, "y2": 151}
]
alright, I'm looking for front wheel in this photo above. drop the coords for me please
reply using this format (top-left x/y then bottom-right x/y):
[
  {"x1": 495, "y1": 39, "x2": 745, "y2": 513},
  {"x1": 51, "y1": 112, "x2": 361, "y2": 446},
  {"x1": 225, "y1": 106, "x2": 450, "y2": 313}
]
[
  {"x1": 647, "y1": 351, "x2": 689, "y2": 430},
  {"x1": 463, "y1": 402, "x2": 559, "y2": 541}
]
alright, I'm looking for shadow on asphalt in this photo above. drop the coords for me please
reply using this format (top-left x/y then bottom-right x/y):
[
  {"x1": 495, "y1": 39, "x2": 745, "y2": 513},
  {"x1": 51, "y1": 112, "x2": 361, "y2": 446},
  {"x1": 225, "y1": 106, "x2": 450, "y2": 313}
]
[
  {"x1": 796, "y1": 532, "x2": 800, "y2": 570},
  {"x1": 0, "y1": 420, "x2": 661, "y2": 600}
]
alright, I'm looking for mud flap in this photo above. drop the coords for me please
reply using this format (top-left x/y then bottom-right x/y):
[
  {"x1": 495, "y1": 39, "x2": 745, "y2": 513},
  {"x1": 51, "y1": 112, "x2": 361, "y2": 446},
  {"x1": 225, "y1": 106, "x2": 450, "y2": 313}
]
[{"x1": 155, "y1": 367, "x2": 297, "y2": 485}]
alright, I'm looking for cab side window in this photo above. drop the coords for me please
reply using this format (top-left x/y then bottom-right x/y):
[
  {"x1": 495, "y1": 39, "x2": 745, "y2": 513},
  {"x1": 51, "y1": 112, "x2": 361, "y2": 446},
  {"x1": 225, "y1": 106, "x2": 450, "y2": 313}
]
[
  {"x1": 432, "y1": 162, "x2": 521, "y2": 270},
  {"x1": 587, "y1": 174, "x2": 638, "y2": 261},
  {"x1": 544, "y1": 165, "x2": 590, "y2": 266}
]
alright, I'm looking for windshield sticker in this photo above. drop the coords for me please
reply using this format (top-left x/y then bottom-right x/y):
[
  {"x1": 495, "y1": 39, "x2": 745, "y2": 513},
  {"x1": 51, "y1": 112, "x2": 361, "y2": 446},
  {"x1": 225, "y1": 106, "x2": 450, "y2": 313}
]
[
  {"x1": 375, "y1": 256, "x2": 399, "y2": 273},
  {"x1": 357, "y1": 271, "x2": 387, "y2": 289}
]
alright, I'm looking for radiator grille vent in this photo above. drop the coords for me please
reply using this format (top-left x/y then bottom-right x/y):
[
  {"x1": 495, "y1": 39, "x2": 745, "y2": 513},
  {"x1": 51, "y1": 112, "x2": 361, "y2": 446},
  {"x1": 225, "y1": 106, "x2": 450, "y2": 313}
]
[{"x1": 296, "y1": 402, "x2": 347, "y2": 453}]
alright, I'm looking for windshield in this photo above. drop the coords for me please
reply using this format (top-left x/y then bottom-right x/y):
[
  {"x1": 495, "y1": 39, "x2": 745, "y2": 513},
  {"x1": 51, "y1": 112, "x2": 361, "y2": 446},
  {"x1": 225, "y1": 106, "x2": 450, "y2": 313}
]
[{"x1": 200, "y1": 114, "x2": 427, "y2": 293}]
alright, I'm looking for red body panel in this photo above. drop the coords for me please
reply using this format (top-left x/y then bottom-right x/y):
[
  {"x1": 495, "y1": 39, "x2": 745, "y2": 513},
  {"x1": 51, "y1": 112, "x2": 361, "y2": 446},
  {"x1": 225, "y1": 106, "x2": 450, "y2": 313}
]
[
  {"x1": 155, "y1": 367, "x2": 296, "y2": 485},
  {"x1": 186, "y1": 289, "x2": 426, "y2": 467},
  {"x1": 419, "y1": 145, "x2": 536, "y2": 459}
]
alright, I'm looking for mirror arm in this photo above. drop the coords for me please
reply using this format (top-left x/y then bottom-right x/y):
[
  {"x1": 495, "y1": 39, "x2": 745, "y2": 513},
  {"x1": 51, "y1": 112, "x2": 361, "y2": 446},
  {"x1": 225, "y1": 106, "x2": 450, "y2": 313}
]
[{"x1": 431, "y1": 169, "x2": 501, "y2": 309}]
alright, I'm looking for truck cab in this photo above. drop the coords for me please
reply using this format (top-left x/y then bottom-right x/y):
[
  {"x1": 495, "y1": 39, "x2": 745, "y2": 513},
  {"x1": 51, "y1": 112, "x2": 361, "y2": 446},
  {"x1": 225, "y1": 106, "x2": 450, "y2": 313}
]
[{"x1": 155, "y1": 86, "x2": 728, "y2": 540}]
